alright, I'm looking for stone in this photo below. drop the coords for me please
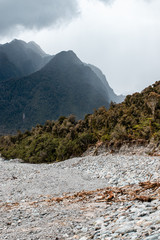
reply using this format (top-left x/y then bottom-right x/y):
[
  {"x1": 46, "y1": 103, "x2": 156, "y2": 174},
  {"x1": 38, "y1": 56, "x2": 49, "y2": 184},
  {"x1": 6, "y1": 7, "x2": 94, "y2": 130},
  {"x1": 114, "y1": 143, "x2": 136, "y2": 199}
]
[
  {"x1": 115, "y1": 225, "x2": 137, "y2": 234},
  {"x1": 81, "y1": 227, "x2": 88, "y2": 233},
  {"x1": 145, "y1": 234, "x2": 160, "y2": 240},
  {"x1": 0, "y1": 154, "x2": 159, "y2": 240},
  {"x1": 79, "y1": 237, "x2": 88, "y2": 240}
]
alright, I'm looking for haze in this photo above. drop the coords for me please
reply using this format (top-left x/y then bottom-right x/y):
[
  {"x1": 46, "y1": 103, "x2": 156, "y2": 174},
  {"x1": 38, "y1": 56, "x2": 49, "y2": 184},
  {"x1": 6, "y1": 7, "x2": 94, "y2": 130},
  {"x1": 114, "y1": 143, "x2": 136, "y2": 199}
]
[{"x1": 0, "y1": 0, "x2": 159, "y2": 94}]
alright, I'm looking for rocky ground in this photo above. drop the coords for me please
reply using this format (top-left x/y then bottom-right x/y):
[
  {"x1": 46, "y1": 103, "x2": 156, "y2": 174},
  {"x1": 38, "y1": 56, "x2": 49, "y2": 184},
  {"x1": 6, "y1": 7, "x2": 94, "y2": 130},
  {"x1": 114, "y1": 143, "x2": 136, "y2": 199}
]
[{"x1": 0, "y1": 152, "x2": 160, "y2": 240}]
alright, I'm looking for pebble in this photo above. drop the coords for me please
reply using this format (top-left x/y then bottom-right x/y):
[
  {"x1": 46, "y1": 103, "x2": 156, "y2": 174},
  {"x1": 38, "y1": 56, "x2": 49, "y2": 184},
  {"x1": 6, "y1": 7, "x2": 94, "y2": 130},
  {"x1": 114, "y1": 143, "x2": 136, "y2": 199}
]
[
  {"x1": 145, "y1": 234, "x2": 160, "y2": 240},
  {"x1": 115, "y1": 225, "x2": 137, "y2": 234},
  {"x1": 0, "y1": 153, "x2": 159, "y2": 239}
]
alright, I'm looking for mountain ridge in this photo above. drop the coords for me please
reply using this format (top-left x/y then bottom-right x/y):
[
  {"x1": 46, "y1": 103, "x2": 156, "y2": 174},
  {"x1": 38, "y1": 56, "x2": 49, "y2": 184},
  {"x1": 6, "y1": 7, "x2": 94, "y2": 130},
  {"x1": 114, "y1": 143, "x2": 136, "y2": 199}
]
[
  {"x1": 0, "y1": 50, "x2": 111, "y2": 133},
  {"x1": 0, "y1": 80, "x2": 159, "y2": 163},
  {"x1": 0, "y1": 39, "x2": 124, "y2": 134},
  {"x1": 87, "y1": 64, "x2": 124, "y2": 103},
  {"x1": 0, "y1": 39, "x2": 53, "y2": 80}
]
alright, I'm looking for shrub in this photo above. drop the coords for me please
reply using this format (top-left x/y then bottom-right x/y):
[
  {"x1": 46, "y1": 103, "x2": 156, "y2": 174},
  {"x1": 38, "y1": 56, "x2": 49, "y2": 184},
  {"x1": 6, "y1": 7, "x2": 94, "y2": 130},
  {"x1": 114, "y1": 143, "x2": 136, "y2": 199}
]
[{"x1": 111, "y1": 124, "x2": 128, "y2": 141}]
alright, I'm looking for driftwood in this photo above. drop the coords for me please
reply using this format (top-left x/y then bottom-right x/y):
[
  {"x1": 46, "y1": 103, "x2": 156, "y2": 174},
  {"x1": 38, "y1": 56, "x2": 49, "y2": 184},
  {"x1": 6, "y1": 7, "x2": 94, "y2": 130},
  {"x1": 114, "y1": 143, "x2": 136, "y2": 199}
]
[{"x1": 1, "y1": 180, "x2": 159, "y2": 211}]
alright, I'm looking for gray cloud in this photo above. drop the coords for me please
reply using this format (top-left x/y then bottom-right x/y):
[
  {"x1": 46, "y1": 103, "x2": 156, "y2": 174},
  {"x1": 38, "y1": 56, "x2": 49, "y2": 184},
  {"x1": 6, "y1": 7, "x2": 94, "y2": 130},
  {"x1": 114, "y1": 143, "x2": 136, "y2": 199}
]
[
  {"x1": 0, "y1": 0, "x2": 79, "y2": 35},
  {"x1": 97, "y1": 0, "x2": 115, "y2": 3},
  {"x1": 1, "y1": 0, "x2": 151, "y2": 37},
  {"x1": 97, "y1": 0, "x2": 154, "y2": 4}
]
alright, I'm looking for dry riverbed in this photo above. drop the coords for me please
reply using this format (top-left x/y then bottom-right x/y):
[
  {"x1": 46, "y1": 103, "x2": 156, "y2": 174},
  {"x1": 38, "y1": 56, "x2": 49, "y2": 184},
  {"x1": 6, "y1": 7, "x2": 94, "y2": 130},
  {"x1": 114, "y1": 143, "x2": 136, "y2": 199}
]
[{"x1": 0, "y1": 153, "x2": 160, "y2": 240}]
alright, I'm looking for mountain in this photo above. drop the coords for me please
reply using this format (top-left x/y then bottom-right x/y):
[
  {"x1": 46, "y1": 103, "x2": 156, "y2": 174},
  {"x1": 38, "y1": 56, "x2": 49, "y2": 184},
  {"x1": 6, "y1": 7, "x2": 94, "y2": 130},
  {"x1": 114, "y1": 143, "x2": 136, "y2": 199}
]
[
  {"x1": 0, "y1": 39, "x2": 53, "y2": 81},
  {"x1": 0, "y1": 40, "x2": 124, "y2": 134},
  {"x1": 27, "y1": 41, "x2": 48, "y2": 57},
  {"x1": 0, "y1": 81, "x2": 159, "y2": 163},
  {"x1": 0, "y1": 50, "x2": 112, "y2": 133},
  {"x1": 0, "y1": 51, "x2": 21, "y2": 81},
  {"x1": 87, "y1": 64, "x2": 125, "y2": 103}
]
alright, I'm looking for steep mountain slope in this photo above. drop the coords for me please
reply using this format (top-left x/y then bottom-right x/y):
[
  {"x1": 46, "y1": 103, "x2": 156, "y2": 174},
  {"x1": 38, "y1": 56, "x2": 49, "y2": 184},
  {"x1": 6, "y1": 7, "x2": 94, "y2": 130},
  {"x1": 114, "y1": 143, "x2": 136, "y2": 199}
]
[
  {"x1": 27, "y1": 41, "x2": 47, "y2": 57},
  {"x1": 0, "y1": 81, "x2": 159, "y2": 163},
  {"x1": 88, "y1": 64, "x2": 125, "y2": 103},
  {"x1": 0, "y1": 39, "x2": 52, "y2": 80},
  {"x1": 0, "y1": 40, "x2": 125, "y2": 135},
  {"x1": 0, "y1": 50, "x2": 111, "y2": 134},
  {"x1": 0, "y1": 51, "x2": 21, "y2": 81}
]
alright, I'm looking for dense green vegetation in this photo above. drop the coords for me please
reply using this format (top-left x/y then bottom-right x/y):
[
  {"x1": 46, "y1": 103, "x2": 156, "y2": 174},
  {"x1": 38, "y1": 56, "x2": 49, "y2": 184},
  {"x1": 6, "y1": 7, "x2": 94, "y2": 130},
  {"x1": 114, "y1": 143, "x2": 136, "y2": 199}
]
[
  {"x1": 0, "y1": 40, "x2": 123, "y2": 134},
  {"x1": 0, "y1": 50, "x2": 112, "y2": 134},
  {"x1": 0, "y1": 81, "x2": 160, "y2": 163}
]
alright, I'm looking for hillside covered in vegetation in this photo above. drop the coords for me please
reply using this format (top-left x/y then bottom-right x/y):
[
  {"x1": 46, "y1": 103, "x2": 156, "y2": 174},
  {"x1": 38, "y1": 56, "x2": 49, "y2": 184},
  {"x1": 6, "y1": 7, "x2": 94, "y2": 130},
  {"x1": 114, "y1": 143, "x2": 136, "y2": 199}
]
[
  {"x1": 0, "y1": 40, "x2": 123, "y2": 135},
  {"x1": 0, "y1": 81, "x2": 160, "y2": 163}
]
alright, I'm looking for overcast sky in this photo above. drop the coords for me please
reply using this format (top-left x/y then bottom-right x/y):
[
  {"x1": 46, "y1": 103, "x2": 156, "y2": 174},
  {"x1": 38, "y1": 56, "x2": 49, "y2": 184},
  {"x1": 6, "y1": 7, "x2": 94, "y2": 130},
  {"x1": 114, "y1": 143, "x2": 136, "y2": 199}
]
[{"x1": 0, "y1": 0, "x2": 160, "y2": 95}]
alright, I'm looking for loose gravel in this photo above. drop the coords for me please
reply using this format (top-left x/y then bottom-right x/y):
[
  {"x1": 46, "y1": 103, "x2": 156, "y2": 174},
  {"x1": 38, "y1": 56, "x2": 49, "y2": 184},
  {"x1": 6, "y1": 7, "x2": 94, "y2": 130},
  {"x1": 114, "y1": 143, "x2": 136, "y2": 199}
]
[{"x1": 0, "y1": 153, "x2": 159, "y2": 240}]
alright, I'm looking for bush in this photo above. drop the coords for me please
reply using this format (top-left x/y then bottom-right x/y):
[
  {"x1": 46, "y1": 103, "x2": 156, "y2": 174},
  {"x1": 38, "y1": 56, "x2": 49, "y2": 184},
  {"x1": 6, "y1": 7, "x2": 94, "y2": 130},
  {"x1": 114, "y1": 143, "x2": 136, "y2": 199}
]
[
  {"x1": 1, "y1": 81, "x2": 160, "y2": 163},
  {"x1": 111, "y1": 124, "x2": 128, "y2": 141}
]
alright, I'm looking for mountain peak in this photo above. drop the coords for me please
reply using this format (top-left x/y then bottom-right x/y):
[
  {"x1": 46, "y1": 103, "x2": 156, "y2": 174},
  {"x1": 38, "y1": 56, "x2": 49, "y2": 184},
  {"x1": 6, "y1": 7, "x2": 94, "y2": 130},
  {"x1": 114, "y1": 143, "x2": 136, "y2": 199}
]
[
  {"x1": 10, "y1": 39, "x2": 26, "y2": 46},
  {"x1": 53, "y1": 50, "x2": 82, "y2": 65},
  {"x1": 27, "y1": 41, "x2": 48, "y2": 57},
  {"x1": 6, "y1": 39, "x2": 48, "y2": 58},
  {"x1": 0, "y1": 39, "x2": 53, "y2": 79},
  {"x1": 12, "y1": 38, "x2": 24, "y2": 42}
]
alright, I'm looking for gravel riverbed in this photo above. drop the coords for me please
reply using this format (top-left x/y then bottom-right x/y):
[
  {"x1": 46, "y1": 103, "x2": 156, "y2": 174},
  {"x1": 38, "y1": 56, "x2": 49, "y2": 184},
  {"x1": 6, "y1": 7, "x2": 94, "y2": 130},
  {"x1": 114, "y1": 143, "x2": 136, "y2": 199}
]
[{"x1": 0, "y1": 154, "x2": 160, "y2": 240}]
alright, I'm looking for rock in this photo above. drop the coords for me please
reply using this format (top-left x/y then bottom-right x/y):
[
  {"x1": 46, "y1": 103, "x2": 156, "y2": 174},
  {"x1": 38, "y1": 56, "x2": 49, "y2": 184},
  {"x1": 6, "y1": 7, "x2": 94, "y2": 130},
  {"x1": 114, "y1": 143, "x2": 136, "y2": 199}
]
[
  {"x1": 115, "y1": 225, "x2": 137, "y2": 234},
  {"x1": 79, "y1": 237, "x2": 88, "y2": 240},
  {"x1": 81, "y1": 227, "x2": 88, "y2": 233},
  {"x1": 0, "y1": 154, "x2": 159, "y2": 240},
  {"x1": 145, "y1": 234, "x2": 160, "y2": 240}
]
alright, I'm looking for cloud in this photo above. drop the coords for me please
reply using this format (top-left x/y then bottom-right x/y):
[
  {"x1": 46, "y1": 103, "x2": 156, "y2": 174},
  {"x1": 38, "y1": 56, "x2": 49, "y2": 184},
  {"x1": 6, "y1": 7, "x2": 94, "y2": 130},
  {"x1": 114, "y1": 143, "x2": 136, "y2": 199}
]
[
  {"x1": 0, "y1": 0, "x2": 79, "y2": 36},
  {"x1": 97, "y1": 0, "x2": 115, "y2": 3},
  {"x1": 99, "y1": 0, "x2": 115, "y2": 3},
  {"x1": 0, "y1": 0, "x2": 152, "y2": 37},
  {"x1": 97, "y1": 0, "x2": 154, "y2": 4}
]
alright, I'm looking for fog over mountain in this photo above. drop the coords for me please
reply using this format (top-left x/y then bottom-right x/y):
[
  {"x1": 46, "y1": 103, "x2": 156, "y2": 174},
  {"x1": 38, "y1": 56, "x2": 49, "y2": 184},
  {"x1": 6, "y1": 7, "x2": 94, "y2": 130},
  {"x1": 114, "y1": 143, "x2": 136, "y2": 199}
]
[
  {"x1": 0, "y1": 0, "x2": 159, "y2": 95},
  {"x1": 87, "y1": 64, "x2": 124, "y2": 103},
  {"x1": 0, "y1": 39, "x2": 52, "y2": 80},
  {"x1": 0, "y1": 40, "x2": 124, "y2": 134}
]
